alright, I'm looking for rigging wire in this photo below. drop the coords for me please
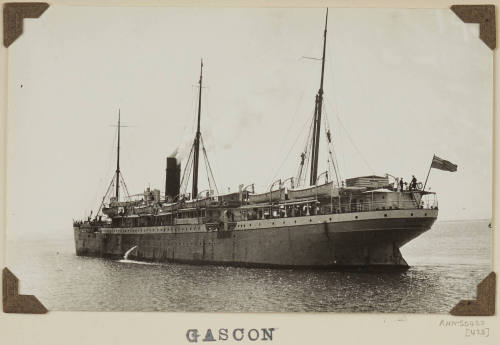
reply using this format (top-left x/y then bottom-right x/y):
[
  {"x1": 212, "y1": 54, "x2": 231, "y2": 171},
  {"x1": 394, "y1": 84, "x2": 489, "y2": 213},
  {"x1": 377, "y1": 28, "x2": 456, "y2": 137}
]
[
  {"x1": 267, "y1": 107, "x2": 314, "y2": 190},
  {"x1": 203, "y1": 160, "x2": 212, "y2": 196},
  {"x1": 295, "y1": 107, "x2": 316, "y2": 188},
  {"x1": 322, "y1": 107, "x2": 340, "y2": 182},
  {"x1": 181, "y1": 158, "x2": 194, "y2": 198},
  {"x1": 201, "y1": 143, "x2": 213, "y2": 197},
  {"x1": 119, "y1": 173, "x2": 131, "y2": 200},
  {"x1": 323, "y1": 36, "x2": 374, "y2": 175},
  {"x1": 322, "y1": 107, "x2": 341, "y2": 186},
  {"x1": 88, "y1": 124, "x2": 119, "y2": 215},
  {"x1": 267, "y1": 89, "x2": 306, "y2": 182},
  {"x1": 179, "y1": 143, "x2": 195, "y2": 197},
  {"x1": 94, "y1": 176, "x2": 116, "y2": 217},
  {"x1": 200, "y1": 134, "x2": 219, "y2": 195},
  {"x1": 324, "y1": 96, "x2": 374, "y2": 173}
]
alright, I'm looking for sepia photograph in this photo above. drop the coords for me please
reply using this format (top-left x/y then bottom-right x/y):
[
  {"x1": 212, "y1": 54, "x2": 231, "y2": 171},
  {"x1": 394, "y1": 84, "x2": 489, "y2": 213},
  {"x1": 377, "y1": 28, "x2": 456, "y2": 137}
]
[{"x1": 3, "y1": 4, "x2": 493, "y2": 315}]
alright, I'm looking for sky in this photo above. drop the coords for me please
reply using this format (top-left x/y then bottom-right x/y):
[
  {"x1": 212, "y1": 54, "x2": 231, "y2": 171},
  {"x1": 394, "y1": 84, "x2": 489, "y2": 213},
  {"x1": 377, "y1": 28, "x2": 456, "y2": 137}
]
[{"x1": 6, "y1": 6, "x2": 492, "y2": 240}]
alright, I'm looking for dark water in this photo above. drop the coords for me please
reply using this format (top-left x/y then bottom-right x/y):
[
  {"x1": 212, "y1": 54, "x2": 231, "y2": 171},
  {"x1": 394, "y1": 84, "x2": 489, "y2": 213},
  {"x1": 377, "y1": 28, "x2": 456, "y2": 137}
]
[{"x1": 7, "y1": 220, "x2": 491, "y2": 313}]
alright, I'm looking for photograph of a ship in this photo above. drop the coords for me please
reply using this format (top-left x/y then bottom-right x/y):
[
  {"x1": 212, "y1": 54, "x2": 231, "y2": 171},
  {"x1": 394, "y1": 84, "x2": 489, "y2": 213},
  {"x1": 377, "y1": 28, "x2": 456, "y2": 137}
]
[
  {"x1": 5, "y1": 6, "x2": 492, "y2": 312},
  {"x1": 75, "y1": 10, "x2": 447, "y2": 269}
]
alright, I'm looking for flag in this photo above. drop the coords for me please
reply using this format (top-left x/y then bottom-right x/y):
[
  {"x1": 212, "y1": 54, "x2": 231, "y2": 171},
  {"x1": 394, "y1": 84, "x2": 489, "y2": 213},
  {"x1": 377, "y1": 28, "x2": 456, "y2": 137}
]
[{"x1": 431, "y1": 155, "x2": 457, "y2": 172}]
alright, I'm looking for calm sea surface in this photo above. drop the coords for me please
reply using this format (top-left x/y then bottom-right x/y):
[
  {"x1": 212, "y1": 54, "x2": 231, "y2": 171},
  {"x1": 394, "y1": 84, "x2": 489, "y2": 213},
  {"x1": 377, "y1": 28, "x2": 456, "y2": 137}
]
[{"x1": 7, "y1": 220, "x2": 491, "y2": 313}]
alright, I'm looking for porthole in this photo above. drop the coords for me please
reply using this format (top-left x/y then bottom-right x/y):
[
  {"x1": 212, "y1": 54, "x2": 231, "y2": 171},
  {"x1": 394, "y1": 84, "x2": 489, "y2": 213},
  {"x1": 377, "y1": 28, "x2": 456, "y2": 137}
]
[
  {"x1": 355, "y1": 216, "x2": 358, "y2": 219},
  {"x1": 329, "y1": 218, "x2": 332, "y2": 221},
  {"x1": 411, "y1": 213, "x2": 414, "y2": 216},
  {"x1": 384, "y1": 214, "x2": 387, "y2": 217},
  {"x1": 310, "y1": 219, "x2": 312, "y2": 222},
  {"x1": 425, "y1": 213, "x2": 427, "y2": 216}
]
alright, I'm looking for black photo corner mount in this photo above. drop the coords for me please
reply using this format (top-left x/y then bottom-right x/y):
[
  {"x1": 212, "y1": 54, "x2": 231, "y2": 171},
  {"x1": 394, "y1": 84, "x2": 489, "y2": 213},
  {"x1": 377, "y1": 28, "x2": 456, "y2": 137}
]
[
  {"x1": 450, "y1": 272, "x2": 495, "y2": 316},
  {"x1": 2, "y1": 267, "x2": 48, "y2": 313},
  {"x1": 451, "y1": 4, "x2": 496, "y2": 50},
  {"x1": 448, "y1": 4, "x2": 496, "y2": 315},
  {"x1": 3, "y1": 2, "x2": 49, "y2": 48}
]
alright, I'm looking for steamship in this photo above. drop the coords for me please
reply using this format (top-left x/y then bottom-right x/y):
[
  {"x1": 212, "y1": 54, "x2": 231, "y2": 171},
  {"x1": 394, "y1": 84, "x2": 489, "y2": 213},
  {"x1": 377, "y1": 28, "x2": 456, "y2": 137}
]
[{"x1": 73, "y1": 10, "x2": 439, "y2": 268}]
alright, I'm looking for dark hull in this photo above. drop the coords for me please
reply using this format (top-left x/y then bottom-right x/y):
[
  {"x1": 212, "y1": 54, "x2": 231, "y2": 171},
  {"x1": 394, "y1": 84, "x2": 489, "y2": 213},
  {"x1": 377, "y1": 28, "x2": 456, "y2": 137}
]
[{"x1": 74, "y1": 209, "x2": 437, "y2": 268}]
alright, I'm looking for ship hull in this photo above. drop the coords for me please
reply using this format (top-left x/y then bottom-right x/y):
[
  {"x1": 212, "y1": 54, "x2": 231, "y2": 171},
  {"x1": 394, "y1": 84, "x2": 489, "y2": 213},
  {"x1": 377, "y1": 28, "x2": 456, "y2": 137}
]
[{"x1": 74, "y1": 209, "x2": 437, "y2": 268}]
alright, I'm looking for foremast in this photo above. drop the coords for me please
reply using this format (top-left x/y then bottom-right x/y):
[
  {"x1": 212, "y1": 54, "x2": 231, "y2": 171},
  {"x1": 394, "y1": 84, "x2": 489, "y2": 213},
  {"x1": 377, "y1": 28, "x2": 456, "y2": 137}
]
[
  {"x1": 115, "y1": 110, "x2": 121, "y2": 199},
  {"x1": 309, "y1": 8, "x2": 328, "y2": 186},
  {"x1": 93, "y1": 110, "x2": 130, "y2": 219}
]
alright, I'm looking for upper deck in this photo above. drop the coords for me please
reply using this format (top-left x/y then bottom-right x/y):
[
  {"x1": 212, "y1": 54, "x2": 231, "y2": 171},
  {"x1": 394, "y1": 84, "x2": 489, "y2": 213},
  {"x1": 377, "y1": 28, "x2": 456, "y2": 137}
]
[{"x1": 75, "y1": 187, "x2": 437, "y2": 231}]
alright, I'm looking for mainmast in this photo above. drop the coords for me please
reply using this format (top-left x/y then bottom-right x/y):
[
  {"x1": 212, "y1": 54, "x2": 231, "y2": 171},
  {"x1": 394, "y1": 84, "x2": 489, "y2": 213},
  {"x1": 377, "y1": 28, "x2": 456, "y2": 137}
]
[
  {"x1": 309, "y1": 9, "x2": 328, "y2": 186},
  {"x1": 192, "y1": 59, "x2": 203, "y2": 199},
  {"x1": 115, "y1": 109, "x2": 121, "y2": 200}
]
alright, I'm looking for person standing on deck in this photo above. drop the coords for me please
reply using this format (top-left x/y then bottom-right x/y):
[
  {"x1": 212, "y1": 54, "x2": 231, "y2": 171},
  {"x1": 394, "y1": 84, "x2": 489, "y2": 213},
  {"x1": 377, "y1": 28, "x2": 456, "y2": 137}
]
[
  {"x1": 410, "y1": 175, "x2": 417, "y2": 191},
  {"x1": 394, "y1": 177, "x2": 400, "y2": 191},
  {"x1": 399, "y1": 178, "x2": 404, "y2": 192}
]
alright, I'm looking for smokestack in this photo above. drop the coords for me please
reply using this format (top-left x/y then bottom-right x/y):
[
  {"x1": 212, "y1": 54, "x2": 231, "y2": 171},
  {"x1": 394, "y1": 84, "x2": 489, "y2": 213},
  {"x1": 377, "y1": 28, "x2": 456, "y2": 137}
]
[{"x1": 165, "y1": 157, "x2": 181, "y2": 202}]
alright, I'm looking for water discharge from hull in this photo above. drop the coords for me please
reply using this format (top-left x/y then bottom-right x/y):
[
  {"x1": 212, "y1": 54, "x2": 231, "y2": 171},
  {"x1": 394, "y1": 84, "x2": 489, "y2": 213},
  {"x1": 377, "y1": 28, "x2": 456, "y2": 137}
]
[
  {"x1": 123, "y1": 245, "x2": 138, "y2": 260},
  {"x1": 117, "y1": 259, "x2": 159, "y2": 265}
]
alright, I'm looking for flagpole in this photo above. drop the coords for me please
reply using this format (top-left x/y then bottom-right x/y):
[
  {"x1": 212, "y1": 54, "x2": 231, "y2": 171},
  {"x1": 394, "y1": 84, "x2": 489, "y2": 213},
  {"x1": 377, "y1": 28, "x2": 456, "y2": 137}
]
[{"x1": 422, "y1": 154, "x2": 434, "y2": 191}]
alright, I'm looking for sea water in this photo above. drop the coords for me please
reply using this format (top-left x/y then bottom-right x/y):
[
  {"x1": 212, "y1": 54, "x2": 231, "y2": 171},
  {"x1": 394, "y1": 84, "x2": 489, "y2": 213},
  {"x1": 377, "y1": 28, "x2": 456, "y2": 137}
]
[{"x1": 6, "y1": 220, "x2": 491, "y2": 312}]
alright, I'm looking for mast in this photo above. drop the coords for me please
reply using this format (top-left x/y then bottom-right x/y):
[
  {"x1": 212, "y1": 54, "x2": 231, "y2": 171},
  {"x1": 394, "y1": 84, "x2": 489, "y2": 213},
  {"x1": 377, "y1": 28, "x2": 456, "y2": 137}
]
[
  {"x1": 115, "y1": 109, "x2": 121, "y2": 200},
  {"x1": 309, "y1": 8, "x2": 328, "y2": 186},
  {"x1": 309, "y1": 95, "x2": 319, "y2": 185},
  {"x1": 192, "y1": 59, "x2": 203, "y2": 199}
]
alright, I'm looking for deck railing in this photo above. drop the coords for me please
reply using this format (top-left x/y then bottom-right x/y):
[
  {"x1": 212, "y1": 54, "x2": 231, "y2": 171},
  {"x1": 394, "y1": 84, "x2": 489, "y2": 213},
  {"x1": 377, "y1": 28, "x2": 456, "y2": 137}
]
[
  {"x1": 247, "y1": 193, "x2": 438, "y2": 220},
  {"x1": 75, "y1": 193, "x2": 438, "y2": 228}
]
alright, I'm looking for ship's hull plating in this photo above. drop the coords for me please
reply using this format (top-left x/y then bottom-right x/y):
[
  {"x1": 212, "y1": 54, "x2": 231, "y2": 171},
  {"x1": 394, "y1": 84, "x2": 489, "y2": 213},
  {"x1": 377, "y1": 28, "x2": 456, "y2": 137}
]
[{"x1": 74, "y1": 209, "x2": 437, "y2": 268}]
